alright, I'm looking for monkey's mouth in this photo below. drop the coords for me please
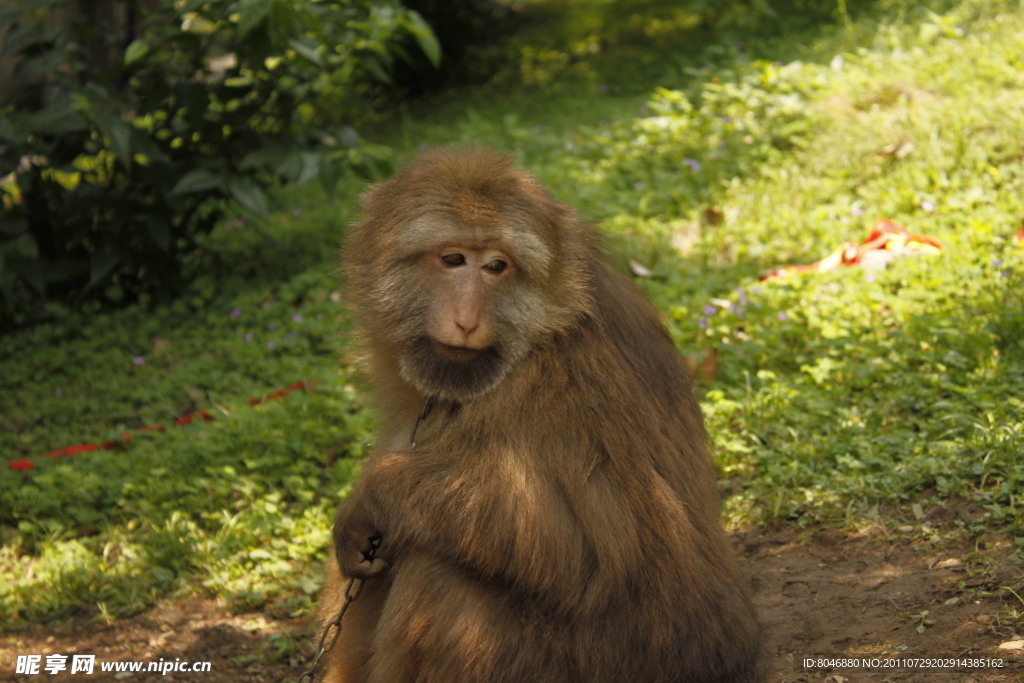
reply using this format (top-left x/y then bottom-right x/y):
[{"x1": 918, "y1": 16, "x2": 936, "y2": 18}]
[
  {"x1": 430, "y1": 340, "x2": 485, "y2": 363},
  {"x1": 405, "y1": 337, "x2": 506, "y2": 402}
]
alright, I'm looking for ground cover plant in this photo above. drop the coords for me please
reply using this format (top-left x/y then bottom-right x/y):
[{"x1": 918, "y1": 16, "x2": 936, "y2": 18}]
[{"x1": 2, "y1": 0, "x2": 1023, "y2": 675}]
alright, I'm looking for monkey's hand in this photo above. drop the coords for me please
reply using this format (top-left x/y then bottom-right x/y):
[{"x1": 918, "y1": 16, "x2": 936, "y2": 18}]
[{"x1": 333, "y1": 501, "x2": 389, "y2": 580}]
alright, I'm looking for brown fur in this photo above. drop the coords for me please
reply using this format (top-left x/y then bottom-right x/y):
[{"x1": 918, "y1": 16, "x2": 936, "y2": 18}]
[{"x1": 317, "y1": 148, "x2": 763, "y2": 682}]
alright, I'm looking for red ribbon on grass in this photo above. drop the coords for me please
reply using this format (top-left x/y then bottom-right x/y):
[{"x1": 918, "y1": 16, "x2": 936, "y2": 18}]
[{"x1": 7, "y1": 381, "x2": 307, "y2": 471}]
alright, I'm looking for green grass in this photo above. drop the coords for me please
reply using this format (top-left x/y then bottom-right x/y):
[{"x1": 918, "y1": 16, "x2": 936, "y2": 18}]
[{"x1": 2, "y1": 0, "x2": 1024, "y2": 627}]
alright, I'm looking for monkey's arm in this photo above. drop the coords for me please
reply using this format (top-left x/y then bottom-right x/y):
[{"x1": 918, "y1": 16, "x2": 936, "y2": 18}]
[{"x1": 333, "y1": 447, "x2": 607, "y2": 608}]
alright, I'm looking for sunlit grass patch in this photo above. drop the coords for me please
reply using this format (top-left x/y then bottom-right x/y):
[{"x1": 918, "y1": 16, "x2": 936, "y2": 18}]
[{"x1": 2, "y1": 0, "x2": 1024, "y2": 625}]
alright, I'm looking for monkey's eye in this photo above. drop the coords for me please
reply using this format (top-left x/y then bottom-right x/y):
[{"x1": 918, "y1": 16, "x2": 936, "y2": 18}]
[
  {"x1": 484, "y1": 259, "x2": 508, "y2": 274},
  {"x1": 441, "y1": 253, "x2": 466, "y2": 267}
]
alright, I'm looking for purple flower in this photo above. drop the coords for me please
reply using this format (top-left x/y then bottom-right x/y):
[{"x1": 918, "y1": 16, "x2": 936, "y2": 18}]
[
  {"x1": 736, "y1": 289, "x2": 749, "y2": 306},
  {"x1": 702, "y1": 305, "x2": 718, "y2": 315},
  {"x1": 920, "y1": 200, "x2": 936, "y2": 211},
  {"x1": 851, "y1": 206, "x2": 863, "y2": 217},
  {"x1": 698, "y1": 317, "x2": 709, "y2": 329},
  {"x1": 267, "y1": 341, "x2": 276, "y2": 349},
  {"x1": 229, "y1": 307, "x2": 242, "y2": 319},
  {"x1": 684, "y1": 158, "x2": 702, "y2": 173},
  {"x1": 992, "y1": 259, "x2": 1003, "y2": 267},
  {"x1": 777, "y1": 312, "x2": 788, "y2": 321},
  {"x1": 865, "y1": 272, "x2": 876, "y2": 282},
  {"x1": 132, "y1": 356, "x2": 146, "y2": 365},
  {"x1": 1000, "y1": 270, "x2": 1009, "y2": 278},
  {"x1": 267, "y1": 323, "x2": 278, "y2": 331},
  {"x1": 244, "y1": 332, "x2": 254, "y2": 341},
  {"x1": 292, "y1": 313, "x2": 305, "y2": 323}
]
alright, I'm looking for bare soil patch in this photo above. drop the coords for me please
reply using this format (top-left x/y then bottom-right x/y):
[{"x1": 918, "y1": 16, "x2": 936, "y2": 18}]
[
  {"x1": 745, "y1": 525, "x2": 1023, "y2": 682},
  {"x1": 3, "y1": 525, "x2": 1022, "y2": 682}
]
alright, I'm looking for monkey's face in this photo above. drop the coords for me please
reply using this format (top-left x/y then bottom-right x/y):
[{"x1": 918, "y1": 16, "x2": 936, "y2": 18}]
[
  {"x1": 397, "y1": 244, "x2": 529, "y2": 403},
  {"x1": 345, "y1": 148, "x2": 597, "y2": 404}
]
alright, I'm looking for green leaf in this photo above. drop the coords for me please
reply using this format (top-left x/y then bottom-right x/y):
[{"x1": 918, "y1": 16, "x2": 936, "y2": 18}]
[
  {"x1": 226, "y1": 176, "x2": 269, "y2": 217},
  {"x1": 296, "y1": 152, "x2": 322, "y2": 185},
  {"x1": 288, "y1": 37, "x2": 322, "y2": 67},
  {"x1": 317, "y1": 155, "x2": 342, "y2": 194},
  {"x1": 240, "y1": 144, "x2": 290, "y2": 171},
  {"x1": 124, "y1": 39, "x2": 150, "y2": 66},
  {"x1": 0, "y1": 21, "x2": 54, "y2": 59},
  {"x1": 0, "y1": 252, "x2": 13, "y2": 302},
  {"x1": 93, "y1": 112, "x2": 133, "y2": 169},
  {"x1": 181, "y1": 14, "x2": 219, "y2": 35},
  {"x1": 23, "y1": 107, "x2": 89, "y2": 136},
  {"x1": 170, "y1": 169, "x2": 224, "y2": 196},
  {"x1": 273, "y1": 150, "x2": 304, "y2": 181},
  {"x1": 268, "y1": 0, "x2": 298, "y2": 48},
  {"x1": 339, "y1": 127, "x2": 361, "y2": 148},
  {"x1": 749, "y1": 0, "x2": 778, "y2": 18},
  {"x1": 0, "y1": 115, "x2": 17, "y2": 143},
  {"x1": 237, "y1": 0, "x2": 270, "y2": 40},
  {"x1": 86, "y1": 249, "x2": 119, "y2": 292},
  {"x1": 15, "y1": 259, "x2": 46, "y2": 296},
  {"x1": 127, "y1": 127, "x2": 168, "y2": 165},
  {"x1": 403, "y1": 11, "x2": 441, "y2": 68},
  {"x1": 145, "y1": 219, "x2": 173, "y2": 253},
  {"x1": 362, "y1": 57, "x2": 392, "y2": 85},
  {"x1": 0, "y1": 213, "x2": 27, "y2": 242}
]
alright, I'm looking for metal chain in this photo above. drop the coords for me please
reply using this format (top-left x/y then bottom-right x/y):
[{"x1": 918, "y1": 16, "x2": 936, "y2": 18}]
[
  {"x1": 297, "y1": 535, "x2": 381, "y2": 683},
  {"x1": 299, "y1": 396, "x2": 433, "y2": 682},
  {"x1": 410, "y1": 395, "x2": 435, "y2": 449}
]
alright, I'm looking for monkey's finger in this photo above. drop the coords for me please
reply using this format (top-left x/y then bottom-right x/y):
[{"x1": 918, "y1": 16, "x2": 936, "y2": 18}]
[{"x1": 350, "y1": 556, "x2": 389, "y2": 580}]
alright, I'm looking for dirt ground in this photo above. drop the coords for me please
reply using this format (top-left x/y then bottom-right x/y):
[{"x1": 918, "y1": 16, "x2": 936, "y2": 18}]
[{"x1": 3, "y1": 523, "x2": 1022, "y2": 683}]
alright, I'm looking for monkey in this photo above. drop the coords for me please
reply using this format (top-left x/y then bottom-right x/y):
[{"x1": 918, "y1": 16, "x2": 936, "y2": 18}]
[{"x1": 315, "y1": 147, "x2": 763, "y2": 683}]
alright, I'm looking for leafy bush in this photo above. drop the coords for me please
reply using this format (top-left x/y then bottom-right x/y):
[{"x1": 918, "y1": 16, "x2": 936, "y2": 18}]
[
  {"x1": 685, "y1": 0, "x2": 837, "y2": 30},
  {"x1": 573, "y1": 58, "x2": 827, "y2": 219},
  {"x1": 0, "y1": 0, "x2": 438, "y2": 330}
]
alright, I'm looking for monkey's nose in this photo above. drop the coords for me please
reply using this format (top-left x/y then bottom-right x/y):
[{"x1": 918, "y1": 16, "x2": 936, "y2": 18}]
[{"x1": 455, "y1": 318, "x2": 479, "y2": 339}]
